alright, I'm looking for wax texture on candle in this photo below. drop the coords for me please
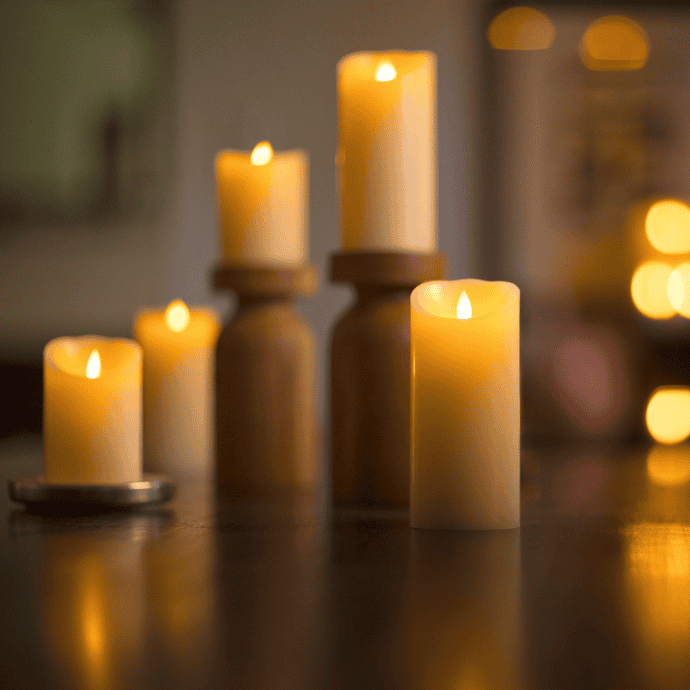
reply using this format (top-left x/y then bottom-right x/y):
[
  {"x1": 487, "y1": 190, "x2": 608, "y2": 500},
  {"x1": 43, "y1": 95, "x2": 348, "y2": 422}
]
[
  {"x1": 215, "y1": 146, "x2": 308, "y2": 266},
  {"x1": 134, "y1": 304, "x2": 220, "y2": 479},
  {"x1": 43, "y1": 336, "x2": 142, "y2": 485},
  {"x1": 410, "y1": 280, "x2": 520, "y2": 530},
  {"x1": 338, "y1": 50, "x2": 437, "y2": 252}
]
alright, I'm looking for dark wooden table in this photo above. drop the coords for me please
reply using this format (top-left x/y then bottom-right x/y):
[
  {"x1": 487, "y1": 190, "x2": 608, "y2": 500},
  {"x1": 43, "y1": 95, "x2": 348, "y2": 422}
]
[{"x1": 2, "y1": 435, "x2": 690, "y2": 690}]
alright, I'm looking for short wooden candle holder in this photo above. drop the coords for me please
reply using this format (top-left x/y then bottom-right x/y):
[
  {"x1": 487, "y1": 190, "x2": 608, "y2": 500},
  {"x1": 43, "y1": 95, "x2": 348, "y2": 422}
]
[
  {"x1": 330, "y1": 251, "x2": 446, "y2": 508},
  {"x1": 213, "y1": 264, "x2": 319, "y2": 498}
]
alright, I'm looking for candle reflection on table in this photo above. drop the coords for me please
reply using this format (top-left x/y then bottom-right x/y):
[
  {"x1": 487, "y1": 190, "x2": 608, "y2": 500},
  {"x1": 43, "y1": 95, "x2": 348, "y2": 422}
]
[
  {"x1": 143, "y1": 522, "x2": 218, "y2": 687},
  {"x1": 40, "y1": 528, "x2": 148, "y2": 690},
  {"x1": 214, "y1": 492, "x2": 327, "y2": 689},
  {"x1": 400, "y1": 529, "x2": 521, "y2": 690}
]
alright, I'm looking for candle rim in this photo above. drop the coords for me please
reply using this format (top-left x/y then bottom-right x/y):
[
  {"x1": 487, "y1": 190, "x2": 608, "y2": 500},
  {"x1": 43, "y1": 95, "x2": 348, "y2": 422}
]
[
  {"x1": 411, "y1": 279, "x2": 519, "y2": 321},
  {"x1": 133, "y1": 306, "x2": 221, "y2": 344},
  {"x1": 214, "y1": 148, "x2": 307, "y2": 164},
  {"x1": 337, "y1": 49, "x2": 436, "y2": 79},
  {"x1": 133, "y1": 304, "x2": 220, "y2": 322},
  {"x1": 44, "y1": 336, "x2": 141, "y2": 379}
]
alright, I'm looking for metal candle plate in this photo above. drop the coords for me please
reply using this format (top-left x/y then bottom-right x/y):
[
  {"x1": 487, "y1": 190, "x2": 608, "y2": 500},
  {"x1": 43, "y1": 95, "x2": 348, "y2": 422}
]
[{"x1": 8, "y1": 474, "x2": 176, "y2": 511}]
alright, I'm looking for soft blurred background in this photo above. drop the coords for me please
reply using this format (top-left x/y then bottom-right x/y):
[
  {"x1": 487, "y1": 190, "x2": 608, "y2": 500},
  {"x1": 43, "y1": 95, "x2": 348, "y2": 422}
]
[{"x1": 2, "y1": 0, "x2": 690, "y2": 456}]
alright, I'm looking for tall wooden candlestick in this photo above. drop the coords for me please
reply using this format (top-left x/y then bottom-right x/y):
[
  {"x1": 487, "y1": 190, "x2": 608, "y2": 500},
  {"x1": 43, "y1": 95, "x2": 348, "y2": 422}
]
[
  {"x1": 214, "y1": 264, "x2": 319, "y2": 498},
  {"x1": 330, "y1": 251, "x2": 445, "y2": 508}
]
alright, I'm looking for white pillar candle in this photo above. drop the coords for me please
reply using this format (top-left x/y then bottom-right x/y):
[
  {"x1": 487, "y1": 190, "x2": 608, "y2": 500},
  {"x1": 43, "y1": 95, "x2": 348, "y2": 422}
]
[
  {"x1": 215, "y1": 142, "x2": 308, "y2": 266},
  {"x1": 133, "y1": 301, "x2": 220, "y2": 480},
  {"x1": 410, "y1": 280, "x2": 520, "y2": 529},
  {"x1": 44, "y1": 336, "x2": 142, "y2": 484},
  {"x1": 337, "y1": 50, "x2": 437, "y2": 252}
]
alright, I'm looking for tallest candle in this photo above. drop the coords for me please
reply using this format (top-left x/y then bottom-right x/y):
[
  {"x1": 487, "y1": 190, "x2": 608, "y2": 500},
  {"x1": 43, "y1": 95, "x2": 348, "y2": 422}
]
[{"x1": 337, "y1": 51, "x2": 437, "y2": 252}]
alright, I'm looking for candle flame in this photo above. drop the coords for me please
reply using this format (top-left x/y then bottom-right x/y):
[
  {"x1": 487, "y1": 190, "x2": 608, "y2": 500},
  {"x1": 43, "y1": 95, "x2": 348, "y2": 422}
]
[
  {"x1": 456, "y1": 291, "x2": 472, "y2": 319},
  {"x1": 250, "y1": 141, "x2": 273, "y2": 166},
  {"x1": 165, "y1": 300, "x2": 191, "y2": 333},
  {"x1": 86, "y1": 349, "x2": 101, "y2": 379},
  {"x1": 375, "y1": 62, "x2": 397, "y2": 81}
]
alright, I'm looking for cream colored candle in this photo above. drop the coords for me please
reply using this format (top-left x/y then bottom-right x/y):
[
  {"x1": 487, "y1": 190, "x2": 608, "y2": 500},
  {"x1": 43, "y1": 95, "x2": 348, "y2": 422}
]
[
  {"x1": 337, "y1": 50, "x2": 437, "y2": 252},
  {"x1": 410, "y1": 280, "x2": 520, "y2": 530},
  {"x1": 44, "y1": 336, "x2": 142, "y2": 484},
  {"x1": 134, "y1": 301, "x2": 220, "y2": 480},
  {"x1": 215, "y1": 142, "x2": 308, "y2": 266}
]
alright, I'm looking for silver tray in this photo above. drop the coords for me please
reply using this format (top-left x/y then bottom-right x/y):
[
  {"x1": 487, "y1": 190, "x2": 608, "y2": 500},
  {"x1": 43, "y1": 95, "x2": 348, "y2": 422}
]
[{"x1": 8, "y1": 474, "x2": 176, "y2": 511}]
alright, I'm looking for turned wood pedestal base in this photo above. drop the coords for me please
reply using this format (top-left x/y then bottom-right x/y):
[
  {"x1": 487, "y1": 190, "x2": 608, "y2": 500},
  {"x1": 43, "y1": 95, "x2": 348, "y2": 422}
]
[
  {"x1": 330, "y1": 252, "x2": 446, "y2": 508},
  {"x1": 213, "y1": 264, "x2": 319, "y2": 498}
]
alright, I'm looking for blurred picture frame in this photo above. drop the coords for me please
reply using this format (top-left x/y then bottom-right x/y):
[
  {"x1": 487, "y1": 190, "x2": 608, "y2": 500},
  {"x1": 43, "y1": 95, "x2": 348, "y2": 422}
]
[{"x1": 0, "y1": 0, "x2": 174, "y2": 228}]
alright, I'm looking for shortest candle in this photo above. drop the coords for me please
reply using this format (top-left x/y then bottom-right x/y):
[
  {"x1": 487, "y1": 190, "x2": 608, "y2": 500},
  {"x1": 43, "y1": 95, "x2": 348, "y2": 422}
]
[
  {"x1": 134, "y1": 301, "x2": 220, "y2": 479},
  {"x1": 410, "y1": 279, "x2": 520, "y2": 530},
  {"x1": 44, "y1": 336, "x2": 142, "y2": 484}
]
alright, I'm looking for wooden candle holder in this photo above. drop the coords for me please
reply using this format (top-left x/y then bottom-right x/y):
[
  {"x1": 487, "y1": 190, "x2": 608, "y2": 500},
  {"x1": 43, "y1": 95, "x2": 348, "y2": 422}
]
[
  {"x1": 330, "y1": 251, "x2": 446, "y2": 508},
  {"x1": 213, "y1": 264, "x2": 319, "y2": 498}
]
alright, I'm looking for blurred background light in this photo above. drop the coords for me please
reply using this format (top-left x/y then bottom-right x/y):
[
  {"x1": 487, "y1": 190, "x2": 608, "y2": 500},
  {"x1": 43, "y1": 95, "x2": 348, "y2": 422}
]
[
  {"x1": 667, "y1": 263, "x2": 690, "y2": 317},
  {"x1": 645, "y1": 200, "x2": 690, "y2": 254},
  {"x1": 646, "y1": 387, "x2": 690, "y2": 444},
  {"x1": 487, "y1": 7, "x2": 555, "y2": 51},
  {"x1": 579, "y1": 15, "x2": 649, "y2": 71},
  {"x1": 631, "y1": 261, "x2": 676, "y2": 319},
  {"x1": 646, "y1": 445, "x2": 690, "y2": 487}
]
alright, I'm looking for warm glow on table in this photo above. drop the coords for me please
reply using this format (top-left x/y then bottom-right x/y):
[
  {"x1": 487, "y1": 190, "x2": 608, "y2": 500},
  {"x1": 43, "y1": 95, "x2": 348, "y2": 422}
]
[
  {"x1": 624, "y1": 522, "x2": 690, "y2": 683},
  {"x1": 646, "y1": 387, "x2": 690, "y2": 445},
  {"x1": 337, "y1": 50, "x2": 436, "y2": 252},
  {"x1": 646, "y1": 445, "x2": 690, "y2": 487},
  {"x1": 579, "y1": 15, "x2": 648, "y2": 71},
  {"x1": 410, "y1": 279, "x2": 520, "y2": 530},
  {"x1": 631, "y1": 261, "x2": 676, "y2": 319},
  {"x1": 215, "y1": 143, "x2": 308, "y2": 266},
  {"x1": 645, "y1": 199, "x2": 690, "y2": 255},
  {"x1": 487, "y1": 7, "x2": 555, "y2": 50},
  {"x1": 43, "y1": 336, "x2": 142, "y2": 484},
  {"x1": 134, "y1": 302, "x2": 220, "y2": 479}
]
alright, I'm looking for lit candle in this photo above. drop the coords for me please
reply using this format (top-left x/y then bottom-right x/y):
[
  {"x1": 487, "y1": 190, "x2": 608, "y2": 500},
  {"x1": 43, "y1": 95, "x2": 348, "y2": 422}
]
[
  {"x1": 215, "y1": 142, "x2": 308, "y2": 266},
  {"x1": 133, "y1": 301, "x2": 220, "y2": 480},
  {"x1": 337, "y1": 50, "x2": 437, "y2": 252},
  {"x1": 43, "y1": 336, "x2": 142, "y2": 484},
  {"x1": 410, "y1": 280, "x2": 520, "y2": 529}
]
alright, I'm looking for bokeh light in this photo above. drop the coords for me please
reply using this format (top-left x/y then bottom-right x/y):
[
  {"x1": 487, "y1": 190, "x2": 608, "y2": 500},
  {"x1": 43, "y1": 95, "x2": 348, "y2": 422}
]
[
  {"x1": 668, "y1": 263, "x2": 690, "y2": 318},
  {"x1": 579, "y1": 16, "x2": 648, "y2": 71},
  {"x1": 647, "y1": 445, "x2": 690, "y2": 487},
  {"x1": 645, "y1": 199, "x2": 690, "y2": 254},
  {"x1": 487, "y1": 7, "x2": 555, "y2": 50},
  {"x1": 631, "y1": 261, "x2": 676, "y2": 319},
  {"x1": 646, "y1": 387, "x2": 690, "y2": 445}
]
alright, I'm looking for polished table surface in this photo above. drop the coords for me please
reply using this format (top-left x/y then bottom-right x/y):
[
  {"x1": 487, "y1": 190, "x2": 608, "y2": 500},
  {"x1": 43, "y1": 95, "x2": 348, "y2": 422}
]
[{"x1": 2, "y1": 435, "x2": 690, "y2": 689}]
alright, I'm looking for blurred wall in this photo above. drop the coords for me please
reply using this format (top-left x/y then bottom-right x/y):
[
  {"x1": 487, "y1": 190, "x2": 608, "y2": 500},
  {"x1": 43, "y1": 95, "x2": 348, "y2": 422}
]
[{"x1": 0, "y1": 0, "x2": 482, "y2": 418}]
